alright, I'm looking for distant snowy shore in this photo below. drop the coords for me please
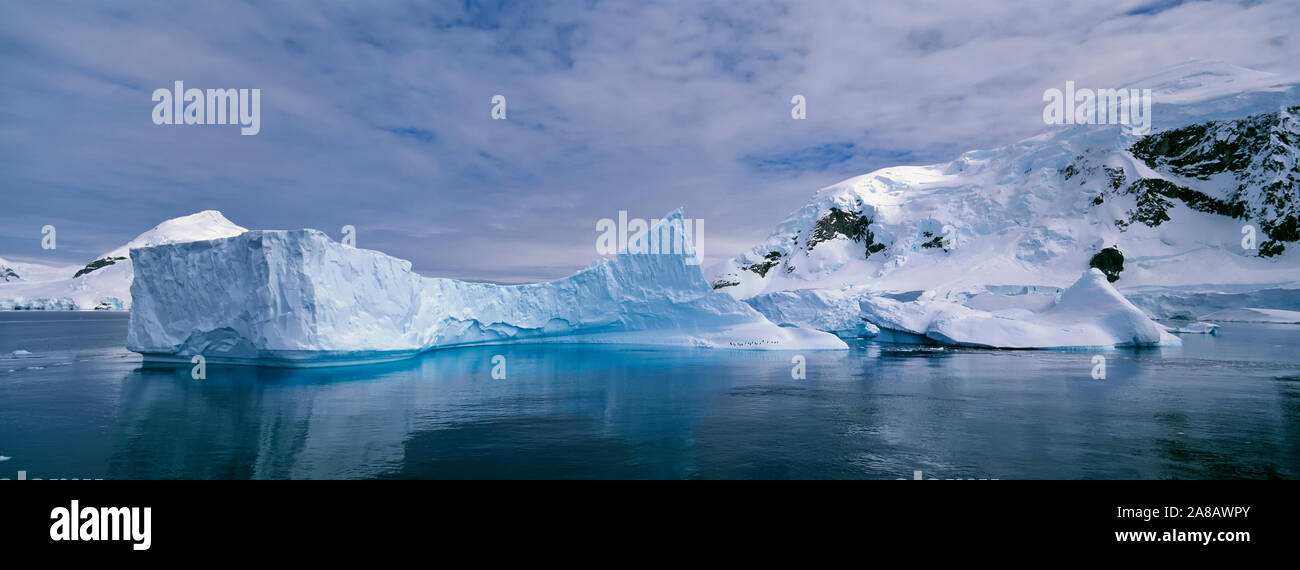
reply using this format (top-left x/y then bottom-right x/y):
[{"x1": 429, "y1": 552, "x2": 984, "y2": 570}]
[{"x1": 0, "y1": 211, "x2": 246, "y2": 311}]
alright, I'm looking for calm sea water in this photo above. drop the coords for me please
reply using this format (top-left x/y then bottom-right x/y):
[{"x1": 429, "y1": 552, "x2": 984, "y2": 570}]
[{"x1": 1, "y1": 312, "x2": 1297, "y2": 479}]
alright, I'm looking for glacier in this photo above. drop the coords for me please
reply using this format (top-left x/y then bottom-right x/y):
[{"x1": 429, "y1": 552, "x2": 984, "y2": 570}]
[
  {"x1": 126, "y1": 213, "x2": 847, "y2": 367},
  {"x1": 1198, "y1": 308, "x2": 1300, "y2": 324}
]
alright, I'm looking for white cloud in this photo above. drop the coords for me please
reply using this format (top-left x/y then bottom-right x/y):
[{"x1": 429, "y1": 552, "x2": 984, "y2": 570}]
[{"x1": 0, "y1": 0, "x2": 1296, "y2": 280}]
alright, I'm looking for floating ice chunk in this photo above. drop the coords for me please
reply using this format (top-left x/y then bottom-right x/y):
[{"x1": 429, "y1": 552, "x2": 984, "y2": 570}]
[
  {"x1": 1165, "y1": 322, "x2": 1221, "y2": 334},
  {"x1": 859, "y1": 269, "x2": 1180, "y2": 349}
]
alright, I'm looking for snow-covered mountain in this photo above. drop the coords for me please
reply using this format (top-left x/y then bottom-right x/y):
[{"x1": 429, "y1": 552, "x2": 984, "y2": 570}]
[
  {"x1": 0, "y1": 257, "x2": 19, "y2": 282},
  {"x1": 0, "y1": 256, "x2": 76, "y2": 283},
  {"x1": 127, "y1": 212, "x2": 847, "y2": 367},
  {"x1": 709, "y1": 62, "x2": 1300, "y2": 310},
  {"x1": 0, "y1": 210, "x2": 247, "y2": 310}
]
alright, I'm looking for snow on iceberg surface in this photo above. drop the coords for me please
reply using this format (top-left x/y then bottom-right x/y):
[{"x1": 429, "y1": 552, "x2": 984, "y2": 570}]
[
  {"x1": 858, "y1": 269, "x2": 1181, "y2": 349},
  {"x1": 127, "y1": 214, "x2": 847, "y2": 367}
]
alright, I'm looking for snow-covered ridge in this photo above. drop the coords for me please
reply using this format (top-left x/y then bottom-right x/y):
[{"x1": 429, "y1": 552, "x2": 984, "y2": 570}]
[
  {"x1": 1141, "y1": 60, "x2": 1300, "y2": 124},
  {"x1": 0, "y1": 210, "x2": 246, "y2": 310},
  {"x1": 126, "y1": 213, "x2": 847, "y2": 367},
  {"x1": 709, "y1": 62, "x2": 1300, "y2": 301}
]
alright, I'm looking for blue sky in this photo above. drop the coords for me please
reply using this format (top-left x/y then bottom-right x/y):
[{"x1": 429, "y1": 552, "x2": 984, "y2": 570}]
[{"x1": 1, "y1": 0, "x2": 1297, "y2": 282}]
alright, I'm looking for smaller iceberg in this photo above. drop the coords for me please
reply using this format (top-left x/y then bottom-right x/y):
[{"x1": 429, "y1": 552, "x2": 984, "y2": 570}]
[
  {"x1": 1165, "y1": 321, "x2": 1220, "y2": 335},
  {"x1": 856, "y1": 269, "x2": 1181, "y2": 349}
]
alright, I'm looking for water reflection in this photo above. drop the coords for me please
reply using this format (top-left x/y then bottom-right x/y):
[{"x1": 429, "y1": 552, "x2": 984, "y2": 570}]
[{"x1": 92, "y1": 330, "x2": 1299, "y2": 479}]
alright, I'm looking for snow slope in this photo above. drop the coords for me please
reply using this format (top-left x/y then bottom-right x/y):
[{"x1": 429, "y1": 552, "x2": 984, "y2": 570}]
[
  {"x1": 0, "y1": 211, "x2": 247, "y2": 310},
  {"x1": 709, "y1": 62, "x2": 1300, "y2": 326},
  {"x1": 0, "y1": 257, "x2": 76, "y2": 283},
  {"x1": 127, "y1": 212, "x2": 847, "y2": 367}
]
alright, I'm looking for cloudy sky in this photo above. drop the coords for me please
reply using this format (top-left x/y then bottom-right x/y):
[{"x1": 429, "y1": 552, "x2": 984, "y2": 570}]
[{"x1": 1, "y1": 0, "x2": 1297, "y2": 282}]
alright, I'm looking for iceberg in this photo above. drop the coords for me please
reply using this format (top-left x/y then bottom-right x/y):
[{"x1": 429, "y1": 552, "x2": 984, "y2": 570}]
[
  {"x1": 744, "y1": 288, "x2": 880, "y2": 339},
  {"x1": 855, "y1": 269, "x2": 1181, "y2": 349},
  {"x1": 127, "y1": 213, "x2": 847, "y2": 367},
  {"x1": 1165, "y1": 322, "x2": 1220, "y2": 335}
]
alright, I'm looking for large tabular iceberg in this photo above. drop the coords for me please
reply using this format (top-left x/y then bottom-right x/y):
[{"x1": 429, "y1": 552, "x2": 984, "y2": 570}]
[{"x1": 127, "y1": 214, "x2": 846, "y2": 367}]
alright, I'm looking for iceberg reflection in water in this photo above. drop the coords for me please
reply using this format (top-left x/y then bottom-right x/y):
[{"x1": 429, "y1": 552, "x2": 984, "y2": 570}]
[{"x1": 1, "y1": 313, "x2": 1299, "y2": 479}]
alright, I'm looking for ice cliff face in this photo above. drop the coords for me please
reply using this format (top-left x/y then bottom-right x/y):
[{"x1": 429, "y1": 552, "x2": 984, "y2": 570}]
[
  {"x1": 0, "y1": 210, "x2": 246, "y2": 310},
  {"x1": 743, "y1": 288, "x2": 881, "y2": 339},
  {"x1": 127, "y1": 214, "x2": 847, "y2": 367}
]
